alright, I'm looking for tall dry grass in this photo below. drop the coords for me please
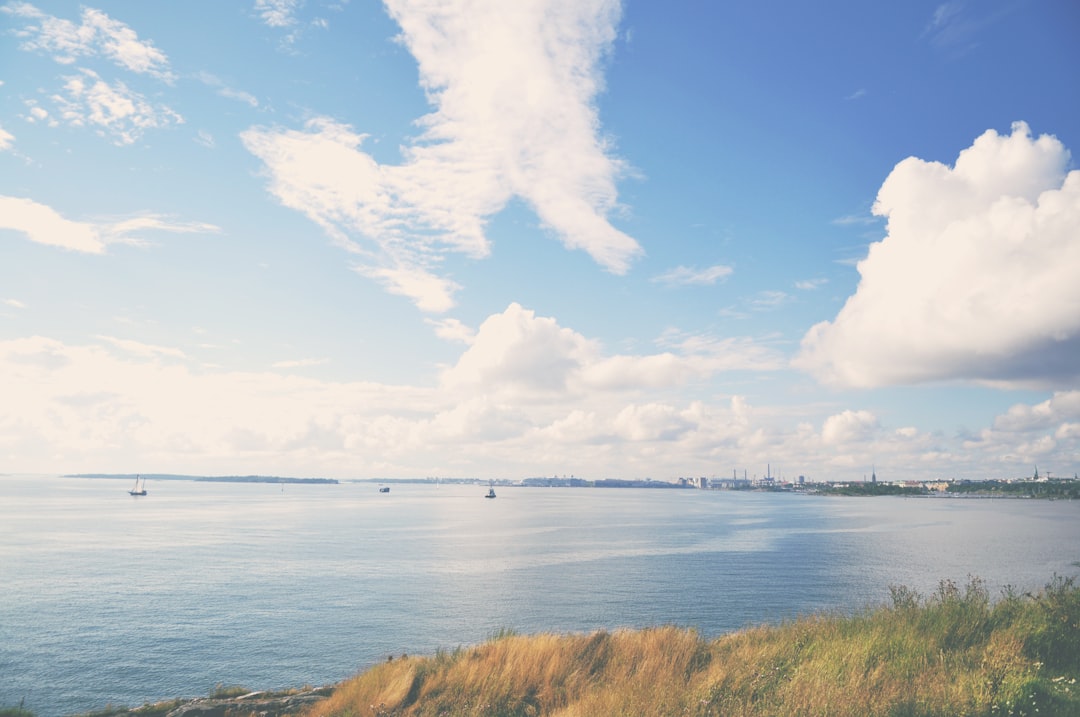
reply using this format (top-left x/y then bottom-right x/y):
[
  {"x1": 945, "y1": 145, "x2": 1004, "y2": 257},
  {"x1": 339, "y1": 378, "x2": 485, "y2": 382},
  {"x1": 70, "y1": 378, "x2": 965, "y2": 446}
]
[{"x1": 307, "y1": 575, "x2": 1080, "y2": 717}]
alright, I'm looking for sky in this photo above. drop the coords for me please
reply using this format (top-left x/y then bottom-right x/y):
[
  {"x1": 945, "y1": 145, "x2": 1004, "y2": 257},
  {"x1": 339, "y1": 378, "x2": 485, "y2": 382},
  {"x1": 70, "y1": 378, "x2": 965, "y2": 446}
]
[{"x1": 1, "y1": 0, "x2": 1078, "y2": 482}]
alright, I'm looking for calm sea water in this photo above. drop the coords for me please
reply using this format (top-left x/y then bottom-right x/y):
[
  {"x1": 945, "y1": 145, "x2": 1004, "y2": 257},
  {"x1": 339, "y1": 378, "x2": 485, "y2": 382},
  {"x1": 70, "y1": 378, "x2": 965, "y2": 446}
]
[{"x1": 2, "y1": 475, "x2": 1078, "y2": 716}]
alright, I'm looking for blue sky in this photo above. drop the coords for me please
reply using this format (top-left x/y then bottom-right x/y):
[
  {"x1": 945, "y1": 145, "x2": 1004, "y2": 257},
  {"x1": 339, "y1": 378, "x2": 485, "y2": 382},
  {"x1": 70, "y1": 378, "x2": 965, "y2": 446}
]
[{"x1": 1, "y1": 0, "x2": 1078, "y2": 481}]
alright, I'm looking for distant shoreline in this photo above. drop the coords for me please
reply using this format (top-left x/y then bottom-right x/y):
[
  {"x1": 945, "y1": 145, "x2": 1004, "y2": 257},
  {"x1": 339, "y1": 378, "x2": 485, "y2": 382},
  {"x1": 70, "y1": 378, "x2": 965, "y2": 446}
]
[
  {"x1": 55, "y1": 473, "x2": 1080, "y2": 498},
  {"x1": 66, "y1": 473, "x2": 339, "y2": 485}
]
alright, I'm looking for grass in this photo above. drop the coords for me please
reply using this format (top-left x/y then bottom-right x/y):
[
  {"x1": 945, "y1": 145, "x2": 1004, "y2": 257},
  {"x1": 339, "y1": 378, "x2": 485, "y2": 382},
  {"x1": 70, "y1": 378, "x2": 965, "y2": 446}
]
[{"x1": 308, "y1": 575, "x2": 1080, "y2": 717}]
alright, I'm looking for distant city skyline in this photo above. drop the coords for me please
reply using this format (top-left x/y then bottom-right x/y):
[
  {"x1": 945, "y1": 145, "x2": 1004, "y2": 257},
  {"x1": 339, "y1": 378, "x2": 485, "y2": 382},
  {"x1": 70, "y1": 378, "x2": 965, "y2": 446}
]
[{"x1": 1, "y1": 1, "x2": 1078, "y2": 481}]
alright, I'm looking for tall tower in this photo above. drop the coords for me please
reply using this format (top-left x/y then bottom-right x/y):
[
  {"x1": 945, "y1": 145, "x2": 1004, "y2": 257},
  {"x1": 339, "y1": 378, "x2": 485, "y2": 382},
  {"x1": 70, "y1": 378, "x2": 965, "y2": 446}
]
[{"x1": 871, "y1": 465, "x2": 877, "y2": 484}]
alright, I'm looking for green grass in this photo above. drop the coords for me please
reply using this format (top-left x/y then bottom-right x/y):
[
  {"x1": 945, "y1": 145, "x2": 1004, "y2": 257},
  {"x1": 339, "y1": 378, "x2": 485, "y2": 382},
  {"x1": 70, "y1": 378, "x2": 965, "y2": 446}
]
[{"x1": 311, "y1": 575, "x2": 1080, "y2": 717}]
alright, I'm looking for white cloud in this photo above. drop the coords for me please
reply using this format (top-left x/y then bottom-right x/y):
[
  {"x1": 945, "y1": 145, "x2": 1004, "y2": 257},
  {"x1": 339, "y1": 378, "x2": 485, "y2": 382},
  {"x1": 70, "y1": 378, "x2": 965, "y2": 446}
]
[
  {"x1": 0, "y1": 125, "x2": 13, "y2": 151},
  {"x1": 2, "y1": 327, "x2": 1075, "y2": 481},
  {"x1": 95, "y1": 335, "x2": 187, "y2": 360},
  {"x1": 5, "y1": 3, "x2": 174, "y2": 80},
  {"x1": 794, "y1": 278, "x2": 828, "y2": 290},
  {"x1": 0, "y1": 196, "x2": 219, "y2": 253},
  {"x1": 991, "y1": 391, "x2": 1080, "y2": 433},
  {"x1": 255, "y1": 0, "x2": 303, "y2": 27},
  {"x1": 426, "y1": 317, "x2": 476, "y2": 344},
  {"x1": 197, "y1": 72, "x2": 260, "y2": 107},
  {"x1": 272, "y1": 357, "x2": 330, "y2": 369},
  {"x1": 360, "y1": 264, "x2": 462, "y2": 314},
  {"x1": 612, "y1": 402, "x2": 693, "y2": 441},
  {"x1": 821, "y1": 409, "x2": 879, "y2": 445},
  {"x1": 796, "y1": 122, "x2": 1080, "y2": 389},
  {"x1": 441, "y1": 303, "x2": 595, "y2": 394},
  {"x1": 748, "y1": 290, "x2": 792, "y2": 311},
  {"x1": 4, "y1": 298, "x2": 27, "y2": 309},
  {"x1": 961, "y1": 391, "x2": 1080, "y2": 470},
  {"x1": 101, "y1": 214, "x2": 220, "y2": 242},
  {"x1": 0, "y1": 196, "x2": 106, "y2": 253},
  {"x1": 52, "y1": 69, "x2": 183, "y2": 145},
  {"x1": 242, "y1": 0, "x2": 640, "y2": 312},
  {"x1": 831, "y1": 213, "x2": 879, "y2": 226},
  {"x1": 441, "y1": 304, "x2": 785, "y2": 399},
  {"x1": 652, "y1": 264, "x2": 733, "y2": 286}
]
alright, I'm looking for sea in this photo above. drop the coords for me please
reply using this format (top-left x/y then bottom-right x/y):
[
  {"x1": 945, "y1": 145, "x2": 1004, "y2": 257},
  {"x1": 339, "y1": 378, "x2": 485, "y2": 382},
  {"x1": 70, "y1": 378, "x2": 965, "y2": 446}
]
[{"x1": 2, "y1": 474, "x2": 1079, "y2": 716}]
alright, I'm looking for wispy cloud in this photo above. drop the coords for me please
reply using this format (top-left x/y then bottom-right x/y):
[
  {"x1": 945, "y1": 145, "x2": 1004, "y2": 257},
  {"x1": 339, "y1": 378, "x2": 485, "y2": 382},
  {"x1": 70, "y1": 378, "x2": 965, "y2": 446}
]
[
  {"x1": 197, "y1": 72, "x2": 260, "y2": 108},
  {"x1": 272, "y1": 357, "x2": 329, "y2": 369},
  {"x1": 795, "y1": 278, "x2": 828, "y2": 291},
  {"x1": 844, "y1": 88, "x2": 867, "y2": 101},
  {"x1": 831, "y1": 213, "x2": 879, "y2": 226},
  {"x1": 921, "y1": 1, "x2": 1012, "y2": 55},
  {"x1": 651, "y1": 264, "x2": 733, "y2": 287},
  {"x1": 4, "y1": 3, "x2": 174, "y2": 80},
  {"x1": 0, "y1": 196, "x2": 219, "y2": 253},
  {"x1": 0, "y1": 195, "x2": 107, "y2": 252},
  {"x1": 426, "y1": 317, "x2": 476, "y2": 344},
  {"x1": 748, "y1": 290, "x2": 792, "y2": 311},
  {"x1": 255, "y1": 0, "x2": 303, "y2": 27},
  {"x1": 4, "y1": 298, "x2": 27, "y2": 309},
  {"x1": 242, "y1": 0, "x2": 640, "y2": 313},
  {"x1": 0, "y1": 125, "x2": 13, "y2": 151},
  {"x1": 4, "y1": 4, "x2": 180, "y2": 144},
  {"x1": 95, "y1": 335, "x2": 187, "y2": 360},
  {"x1": 51, "y1": 69, "x2": 183, "y2": 145}
]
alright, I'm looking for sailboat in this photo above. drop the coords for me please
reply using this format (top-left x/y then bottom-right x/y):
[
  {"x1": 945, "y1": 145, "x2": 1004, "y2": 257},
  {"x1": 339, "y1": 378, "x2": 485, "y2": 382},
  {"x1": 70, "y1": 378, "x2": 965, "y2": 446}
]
[
  {"x1": 128, "y1": 475, "x2": 147, "y2": 496},
  {"x1": 485, "y1": 480, "x2": 496, "y2": 499}
]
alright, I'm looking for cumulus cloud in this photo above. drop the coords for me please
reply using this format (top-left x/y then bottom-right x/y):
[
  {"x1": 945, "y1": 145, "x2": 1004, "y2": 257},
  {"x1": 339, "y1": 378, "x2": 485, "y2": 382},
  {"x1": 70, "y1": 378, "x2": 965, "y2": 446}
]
[
  {"x1": 961, "y1": 390, "x2": 1080, "y2": 469},
  {"x1": 3, "y1": 326, "x2": 1075, "y2": 480},
  {"x1": 796, "y1": 122, "x2": 1080, "y2": 389},
  {"x1": 441, "y1": 303, "x2": 596, "y2": 394},
  {"x1": 4, "y1": 3, "x2": 174, "y2": 80},
  {"x1": 821, "y1": 409, "x2": 879, "y2": 445},
  {"x1": 991, "y1": 391, "x2": 1080, "y2": 433},
  {"x1": 0, "y1": 196, "x2": 218, "y2": 253},
  {"x1": 242, "y1": 0, "x2": 640, "y2": 312},
  {"x1": 440, "y1": 304, "x2": 788, "y2": 398}
]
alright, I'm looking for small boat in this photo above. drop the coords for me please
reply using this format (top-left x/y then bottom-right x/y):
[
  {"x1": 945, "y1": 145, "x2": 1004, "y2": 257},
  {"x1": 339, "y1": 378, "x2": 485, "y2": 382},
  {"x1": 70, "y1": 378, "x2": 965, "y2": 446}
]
[
  {"x1": 129, "y1": 475, "x2": 147, "y2": 496},
  {"x1": 379, "y1": 486, "x2": 390, "y2": 493},
  {"x1": 485, "y1": 481, "x2": 496, "y2": 499}
]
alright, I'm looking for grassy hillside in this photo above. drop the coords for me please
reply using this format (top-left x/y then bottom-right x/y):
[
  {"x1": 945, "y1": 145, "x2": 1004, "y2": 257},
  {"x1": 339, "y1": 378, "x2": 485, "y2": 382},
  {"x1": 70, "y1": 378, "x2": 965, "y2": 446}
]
[{"x1": 308, "y1": 575, "x2": 1080, "y2": 717}]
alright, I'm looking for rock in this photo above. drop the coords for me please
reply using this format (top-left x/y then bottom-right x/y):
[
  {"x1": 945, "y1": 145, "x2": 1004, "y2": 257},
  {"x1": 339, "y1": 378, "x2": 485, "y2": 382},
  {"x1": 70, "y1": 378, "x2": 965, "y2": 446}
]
[{"x1": 165, "y1": 687, "x2": 333, "y2": 717}]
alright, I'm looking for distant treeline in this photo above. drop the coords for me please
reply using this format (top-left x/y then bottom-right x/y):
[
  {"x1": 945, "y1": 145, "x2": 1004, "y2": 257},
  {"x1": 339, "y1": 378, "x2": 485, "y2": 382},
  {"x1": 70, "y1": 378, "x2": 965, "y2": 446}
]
[
  {"x1": 820, "y1": 482, "x2": 925, "y2": 497},
  {"x1": 947, "y1": 478, "x2": 1079, "y2": 499}
]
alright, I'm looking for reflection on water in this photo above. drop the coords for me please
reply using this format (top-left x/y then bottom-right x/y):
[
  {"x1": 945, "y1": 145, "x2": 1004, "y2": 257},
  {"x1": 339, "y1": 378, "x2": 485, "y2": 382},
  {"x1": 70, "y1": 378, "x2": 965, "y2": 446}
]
[{"x1": 1, "y1": 475, "x2": 1078, "y2": 716}]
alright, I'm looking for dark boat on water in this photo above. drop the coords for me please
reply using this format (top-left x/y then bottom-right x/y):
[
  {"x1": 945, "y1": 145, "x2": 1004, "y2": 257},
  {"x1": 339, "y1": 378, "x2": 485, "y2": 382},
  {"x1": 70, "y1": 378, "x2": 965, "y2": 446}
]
[
  {"x1": 379, "y1": 486, "x2": 390, "y2": 493},
  {"x1": 128, "y1": 475, "x2": 147, "y2": 496},
  {"x1": 485, "y1": 481, "x2": 496, "y2": 499}
]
